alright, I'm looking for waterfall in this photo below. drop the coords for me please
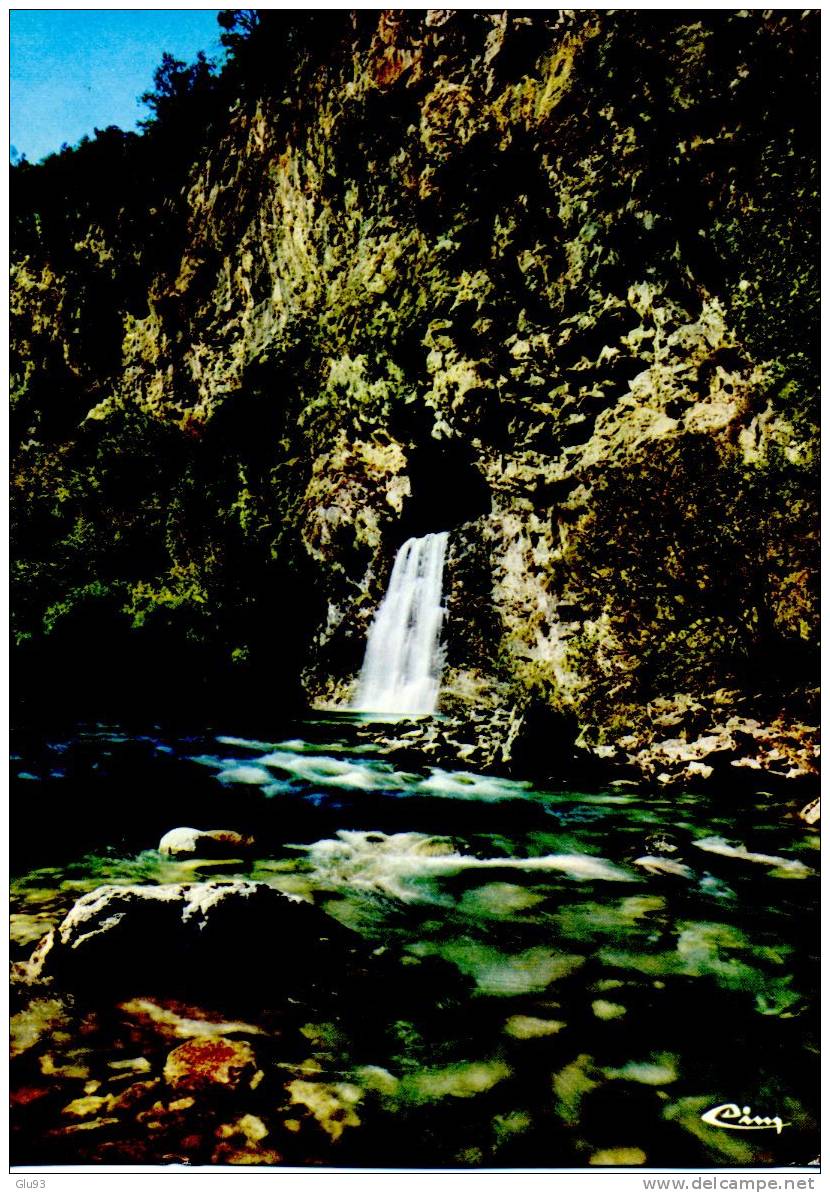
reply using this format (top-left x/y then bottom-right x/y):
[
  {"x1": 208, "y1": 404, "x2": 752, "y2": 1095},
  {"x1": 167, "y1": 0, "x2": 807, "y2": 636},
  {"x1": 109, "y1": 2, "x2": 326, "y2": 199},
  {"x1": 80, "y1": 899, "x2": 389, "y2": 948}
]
[{"x1": 353, "y1": 532, "x2": 449, "y2": 716}]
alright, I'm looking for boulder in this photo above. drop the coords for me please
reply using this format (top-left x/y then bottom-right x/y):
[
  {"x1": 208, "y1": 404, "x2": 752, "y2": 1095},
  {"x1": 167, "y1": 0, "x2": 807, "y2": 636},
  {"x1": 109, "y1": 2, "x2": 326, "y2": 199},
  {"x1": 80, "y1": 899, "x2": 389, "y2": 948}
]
[
  {"x1": 158, "y1": 827, "x2": 255, "y2": 859},
  {"x1": 163, "y1": 1036, "x2": 257, "y2": 1093},
  {"x1": 798, "y1": 796, "x2": 820, "y2": 826},
  {"x1": 20, "y1": 880, "x2": 358, "y2": 992}
]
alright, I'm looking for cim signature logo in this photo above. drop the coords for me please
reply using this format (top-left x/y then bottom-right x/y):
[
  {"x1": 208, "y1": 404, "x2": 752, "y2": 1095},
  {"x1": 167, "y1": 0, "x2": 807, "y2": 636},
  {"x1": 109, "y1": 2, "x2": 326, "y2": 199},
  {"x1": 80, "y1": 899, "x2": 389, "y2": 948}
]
[{"x1": 700, "y1": 1103, "x2": 789, "y2": 1135}]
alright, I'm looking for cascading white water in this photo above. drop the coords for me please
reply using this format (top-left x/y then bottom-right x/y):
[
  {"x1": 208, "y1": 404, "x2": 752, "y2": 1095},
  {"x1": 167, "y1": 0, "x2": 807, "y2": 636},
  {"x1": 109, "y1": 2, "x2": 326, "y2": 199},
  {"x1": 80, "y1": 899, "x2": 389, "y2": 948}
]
[{"x1": 353, "y1": 531, "x2": 449, "y2": 716}]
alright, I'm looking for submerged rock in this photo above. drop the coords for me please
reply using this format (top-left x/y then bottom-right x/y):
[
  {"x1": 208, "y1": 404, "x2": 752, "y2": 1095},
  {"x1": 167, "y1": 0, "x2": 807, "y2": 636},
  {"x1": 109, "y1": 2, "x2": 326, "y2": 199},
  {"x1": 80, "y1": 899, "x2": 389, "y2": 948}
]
[
  {"x1": 591, "y1": 999, "x2": 627, "y2": 1021},
  {"x1": 633, "y1": 856, "x2": 694, "y2": 879},
  {"x1": 503, "y1": 1014, "x2": 566, "y2": 1040},
  {"x1": 399, "y1": 1060, "x2": 511, "y2": 1104}
]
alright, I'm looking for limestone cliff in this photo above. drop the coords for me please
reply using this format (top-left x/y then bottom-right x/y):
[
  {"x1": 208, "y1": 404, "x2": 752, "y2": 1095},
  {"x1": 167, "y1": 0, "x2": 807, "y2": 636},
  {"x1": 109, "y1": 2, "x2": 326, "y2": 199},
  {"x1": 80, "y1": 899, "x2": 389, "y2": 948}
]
[{"x1": 11, "y1": 11, "x2": 818, "y2": 789}]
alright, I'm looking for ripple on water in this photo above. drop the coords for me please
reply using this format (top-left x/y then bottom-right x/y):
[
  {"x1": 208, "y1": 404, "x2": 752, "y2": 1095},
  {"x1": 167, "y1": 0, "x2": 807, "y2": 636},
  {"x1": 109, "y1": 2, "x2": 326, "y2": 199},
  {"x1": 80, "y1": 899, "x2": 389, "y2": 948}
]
[{"x1": 290, "y1": 829, "x2": 635, "y2": 905}]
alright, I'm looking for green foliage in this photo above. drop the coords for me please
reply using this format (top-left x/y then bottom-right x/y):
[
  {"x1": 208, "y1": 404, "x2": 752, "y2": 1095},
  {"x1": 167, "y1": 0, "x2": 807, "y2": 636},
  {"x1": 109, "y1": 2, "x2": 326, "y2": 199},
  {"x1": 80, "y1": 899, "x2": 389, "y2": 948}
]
[
  {"x1": 562, "y1": 436, "x2": 818, "y2": 723},
  {"x1": 217, "y1": 10, "x2": 259, "y2": 57},
  {"x1": 139, "y1": 51, "x2": 217, "y2": 130}
]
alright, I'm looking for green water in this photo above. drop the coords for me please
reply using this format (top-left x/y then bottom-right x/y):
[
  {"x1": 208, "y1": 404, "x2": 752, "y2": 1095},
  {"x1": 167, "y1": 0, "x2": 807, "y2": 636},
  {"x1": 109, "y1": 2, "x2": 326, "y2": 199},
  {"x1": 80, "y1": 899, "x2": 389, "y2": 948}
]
[{"x1": 10, "y1": 719, "x2": 819, "y2": 1168}]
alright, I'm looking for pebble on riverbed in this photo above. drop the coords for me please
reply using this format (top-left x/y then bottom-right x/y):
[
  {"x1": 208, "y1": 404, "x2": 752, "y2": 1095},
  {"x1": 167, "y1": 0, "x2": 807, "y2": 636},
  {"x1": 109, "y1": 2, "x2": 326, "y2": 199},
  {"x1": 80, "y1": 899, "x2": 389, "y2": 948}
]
[{"x1": 163, "y1": 1036, "x2": 259, "y2": 1093}]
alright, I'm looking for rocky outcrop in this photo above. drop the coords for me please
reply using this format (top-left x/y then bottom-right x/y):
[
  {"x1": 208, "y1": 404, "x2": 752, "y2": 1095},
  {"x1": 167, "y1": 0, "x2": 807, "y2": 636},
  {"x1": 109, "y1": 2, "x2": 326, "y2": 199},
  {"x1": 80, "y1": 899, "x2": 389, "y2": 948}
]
[
  {"x1": 18, "y1": 881, "x2": 357, "y2": 990},
  {"x1": 576, "y1": 701, "x2": 820, "y2": 790},
  {"x1": 11, "y1": 12, "x2": 818, "y2": 784}
]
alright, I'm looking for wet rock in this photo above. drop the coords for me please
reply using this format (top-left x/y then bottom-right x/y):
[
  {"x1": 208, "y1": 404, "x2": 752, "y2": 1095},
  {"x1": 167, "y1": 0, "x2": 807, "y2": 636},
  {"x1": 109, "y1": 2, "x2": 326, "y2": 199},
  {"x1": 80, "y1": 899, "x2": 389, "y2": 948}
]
[
  {"x1": 118, "y1": 997, "x2": 264, "y2": 1042},
  {"x1": 215, "y1": 1114, "x2": 269, "y2": 1145},
  {"x1": 39, "y1": 1052, "x2": 91, "y2": 1080},
  {"x1": 21, "y1": 880, "x2": 359, "y2": 991},
  {"x1": 798, "y1": 797, "x2": 820, "y2": 825},
  {"x1": 158, "y1": 827, "x2": 255, "y2": 859},
  {"x1": 164, "y1": 1036, "x2": 258, "y2": 1093},
  {"x1": 10, "y1": 997, "x2": 68, "y2": 1058},
  {"x1": 693, "y1": 837, "x2": 813, "y2": 876},
  {"x1": 643, "y1": 832, "x2": 683, "y2": 856},
  {"x1": 612, "y1": 710, "x2": 820, "y2": 791},
  {"x1": 51, "y1": 1116, "x2": 120, "y2": 1135},
  {"x1": 633, "y1": 856, "x2": 694, "y2": 879},
  {"x1": 14, "y1": 930, "x2": 60, "y2": 987},
  {"x1": 211, "y1": 1142, "x2": 284, "y2": 1165},
  {"x1": 108, "y1": 1079, "x2": 162, "y2": 1114},
  {"x1": 62, "y1": 1094, "x2": 114, "y2": 1119},
  {"x1": 107, "y1": 1056, "x2": 152, "y2": 1077},
  {"x1": 135, "y1": 1095, "x2": 197, "y2": 1130}
]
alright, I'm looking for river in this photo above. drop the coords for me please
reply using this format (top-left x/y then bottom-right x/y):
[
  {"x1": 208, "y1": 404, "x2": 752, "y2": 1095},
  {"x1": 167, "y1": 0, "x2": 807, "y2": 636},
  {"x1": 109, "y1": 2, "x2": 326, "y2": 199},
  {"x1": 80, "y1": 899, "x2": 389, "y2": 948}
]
[{"x1": 10, "y1": 715, "x2": 819, "y2": 1168}]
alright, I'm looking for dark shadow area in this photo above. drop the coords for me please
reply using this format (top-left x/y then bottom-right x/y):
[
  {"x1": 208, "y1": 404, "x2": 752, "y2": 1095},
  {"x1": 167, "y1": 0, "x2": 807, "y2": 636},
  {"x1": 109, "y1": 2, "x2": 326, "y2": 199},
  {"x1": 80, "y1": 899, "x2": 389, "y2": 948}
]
[{"x1": 397, "y1": 438, "x2": 491, "y2": 541}]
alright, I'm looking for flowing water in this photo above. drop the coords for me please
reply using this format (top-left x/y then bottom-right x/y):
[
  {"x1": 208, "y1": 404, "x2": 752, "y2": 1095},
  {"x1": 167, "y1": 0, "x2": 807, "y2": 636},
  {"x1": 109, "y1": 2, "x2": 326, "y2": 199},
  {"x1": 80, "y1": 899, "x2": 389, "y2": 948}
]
[
  {"x1": 353, "y1": 532, "x2": 448, "y2": 715},
  {"x1": 10, "y1": 716, "x2": 819, "y2": 1168}
]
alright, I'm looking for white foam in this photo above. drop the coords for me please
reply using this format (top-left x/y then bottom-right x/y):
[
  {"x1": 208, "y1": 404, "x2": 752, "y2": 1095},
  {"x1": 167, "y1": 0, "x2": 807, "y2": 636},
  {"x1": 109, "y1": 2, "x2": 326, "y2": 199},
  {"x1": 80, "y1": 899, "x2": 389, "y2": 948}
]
[
  {"x1": 693, "y1": 836, "x2": 814, "y2": 876},
  {"x1": 292, "y1": 829, "x2": 634, "y2": 902},
  {"x1": 217, "y1": 765, "x2": 274, "y2": 786}
]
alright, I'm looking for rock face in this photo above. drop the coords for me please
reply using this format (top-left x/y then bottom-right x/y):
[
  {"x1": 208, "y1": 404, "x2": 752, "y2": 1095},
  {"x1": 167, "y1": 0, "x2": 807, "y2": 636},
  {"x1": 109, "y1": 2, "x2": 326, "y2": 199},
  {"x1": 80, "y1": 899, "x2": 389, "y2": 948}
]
[
  {"x1": 10, "y1": 12, "x2": 818, "y2": 782},
  {"x1": 19, "y1": 881, "x2": 355, "y2": 990}
]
